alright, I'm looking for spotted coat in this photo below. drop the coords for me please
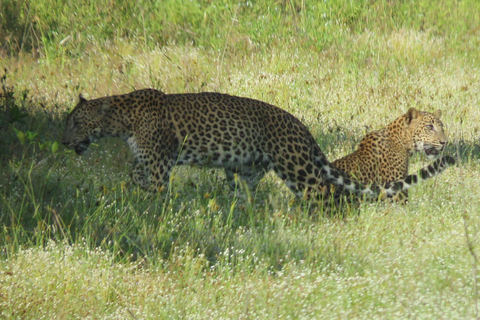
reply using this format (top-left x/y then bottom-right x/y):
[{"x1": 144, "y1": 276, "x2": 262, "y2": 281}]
[{"x1": 62, "y1": 89, "x2": 453, "y2": 204}]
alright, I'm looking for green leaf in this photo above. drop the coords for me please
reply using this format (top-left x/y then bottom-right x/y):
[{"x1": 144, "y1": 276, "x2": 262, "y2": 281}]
[
  {"x1": 26, "y1": 131, "x2": 38, "y2": 141},
  {"x1": 13, "y1": 128, "x2": 26, "y2": 145},
  {"x1": 51, "y1": 141, "x2": 59, "y2": 153}
]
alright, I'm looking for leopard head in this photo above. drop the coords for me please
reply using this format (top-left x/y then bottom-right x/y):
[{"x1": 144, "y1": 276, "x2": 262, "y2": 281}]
[
  {"x1": 406, "y1": 108, "x2": 447, "y2": 160},
  {"x1": 61, "y1": 95, "x2": 110, "y2": 155}
]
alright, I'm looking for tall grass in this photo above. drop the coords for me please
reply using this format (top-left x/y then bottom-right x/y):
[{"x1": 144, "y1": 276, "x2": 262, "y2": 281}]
[
  {"x1": 1, "y1": 0, "x2": 479, "y2": 318},
  {"x1": 2, "y1": 0, "x2": 480, "y2": 59}
]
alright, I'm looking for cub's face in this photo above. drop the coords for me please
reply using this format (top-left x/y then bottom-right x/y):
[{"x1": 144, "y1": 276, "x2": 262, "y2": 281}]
[
  {"x1": 62, "y1": 96, "x2": 106, "y2": 155},
  {"x1": 409, "y1": 109, "x2": 447, "y2": 159}
]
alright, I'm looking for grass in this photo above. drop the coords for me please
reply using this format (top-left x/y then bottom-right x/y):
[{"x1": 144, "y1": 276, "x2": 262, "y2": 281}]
[{"x1": 1, "y1": 0, "x2": 480, "y2": 318}]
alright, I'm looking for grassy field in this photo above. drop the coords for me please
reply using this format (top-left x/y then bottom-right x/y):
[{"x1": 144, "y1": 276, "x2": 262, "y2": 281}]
[{"x1": 1, "y1": 0, "x2": 480, "y2": 318}]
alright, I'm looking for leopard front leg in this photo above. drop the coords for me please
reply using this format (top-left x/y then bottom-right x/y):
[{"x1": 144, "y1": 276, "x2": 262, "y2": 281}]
[
  {"x1": 131, "y1": 152, "x2": 173, "y2": 193},
  {"x1": 131, "y1": 157, "x2": 153, "y2": 191}
]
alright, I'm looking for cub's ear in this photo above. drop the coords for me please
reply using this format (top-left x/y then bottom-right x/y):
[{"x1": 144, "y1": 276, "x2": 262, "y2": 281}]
[
  {"x1": 405, "y1": 107, "x2": 420, "y2": 123},
  {"x1": 433, "y1": 110, "x2": 442, "y2": 118}
]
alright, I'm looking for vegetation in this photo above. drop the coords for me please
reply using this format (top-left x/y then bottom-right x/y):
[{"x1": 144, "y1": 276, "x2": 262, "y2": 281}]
[{"x1": 1, "y1": 0, "x2": 479, "y2": 318}]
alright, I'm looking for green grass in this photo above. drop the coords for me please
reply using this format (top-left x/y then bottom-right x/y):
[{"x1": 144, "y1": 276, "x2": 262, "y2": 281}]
[{"x1": 1, "y1": 0, "x2": 480, "y2": 318}]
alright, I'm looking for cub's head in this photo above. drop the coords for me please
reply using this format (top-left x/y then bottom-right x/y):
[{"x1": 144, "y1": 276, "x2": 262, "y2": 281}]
[
  {"x1": 62, "y1": 95, "x2": 109, "y2": 155},
  {"x1": 406, "y1": 108, "x2": 447, "y2": 159}
]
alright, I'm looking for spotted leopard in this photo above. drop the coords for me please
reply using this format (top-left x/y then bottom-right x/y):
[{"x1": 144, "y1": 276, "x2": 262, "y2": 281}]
[
  {"x1": 330, "y1": 108, "x2": 450, "y2": 203},
  {"x1": 61, "y1": 89, "x2": 452, "y2": 202}
]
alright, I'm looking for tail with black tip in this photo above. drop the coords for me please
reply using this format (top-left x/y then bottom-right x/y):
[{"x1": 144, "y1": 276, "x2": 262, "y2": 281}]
[
  {"x1": 314, "y1": 143, "x2": 455, "y2": 199},
  {"x1": 382, "y1": 155, "x2": 455, "y2": 196}
]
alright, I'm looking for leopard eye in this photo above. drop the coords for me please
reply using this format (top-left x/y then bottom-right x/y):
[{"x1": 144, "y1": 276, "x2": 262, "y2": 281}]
[{"x1": 426, "y1": 124, "x2": 434, "y2": 130}]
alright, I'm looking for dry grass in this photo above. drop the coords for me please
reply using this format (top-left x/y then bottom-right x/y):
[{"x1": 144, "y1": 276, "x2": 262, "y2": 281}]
[{"x1": 1, "y1": 1, "x2": 480, "y2": 318}]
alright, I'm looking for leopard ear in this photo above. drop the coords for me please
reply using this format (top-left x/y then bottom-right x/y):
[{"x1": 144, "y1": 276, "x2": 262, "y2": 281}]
[
  {"x1": 405, "y1": 107, "x2": 420, "y2": 123},
  {"x1": 433, "y1": 110, "x2": 442, "y2": 118},
  {"x1": 77, "y1": 94, "x2": 88, "y2": 104}
]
